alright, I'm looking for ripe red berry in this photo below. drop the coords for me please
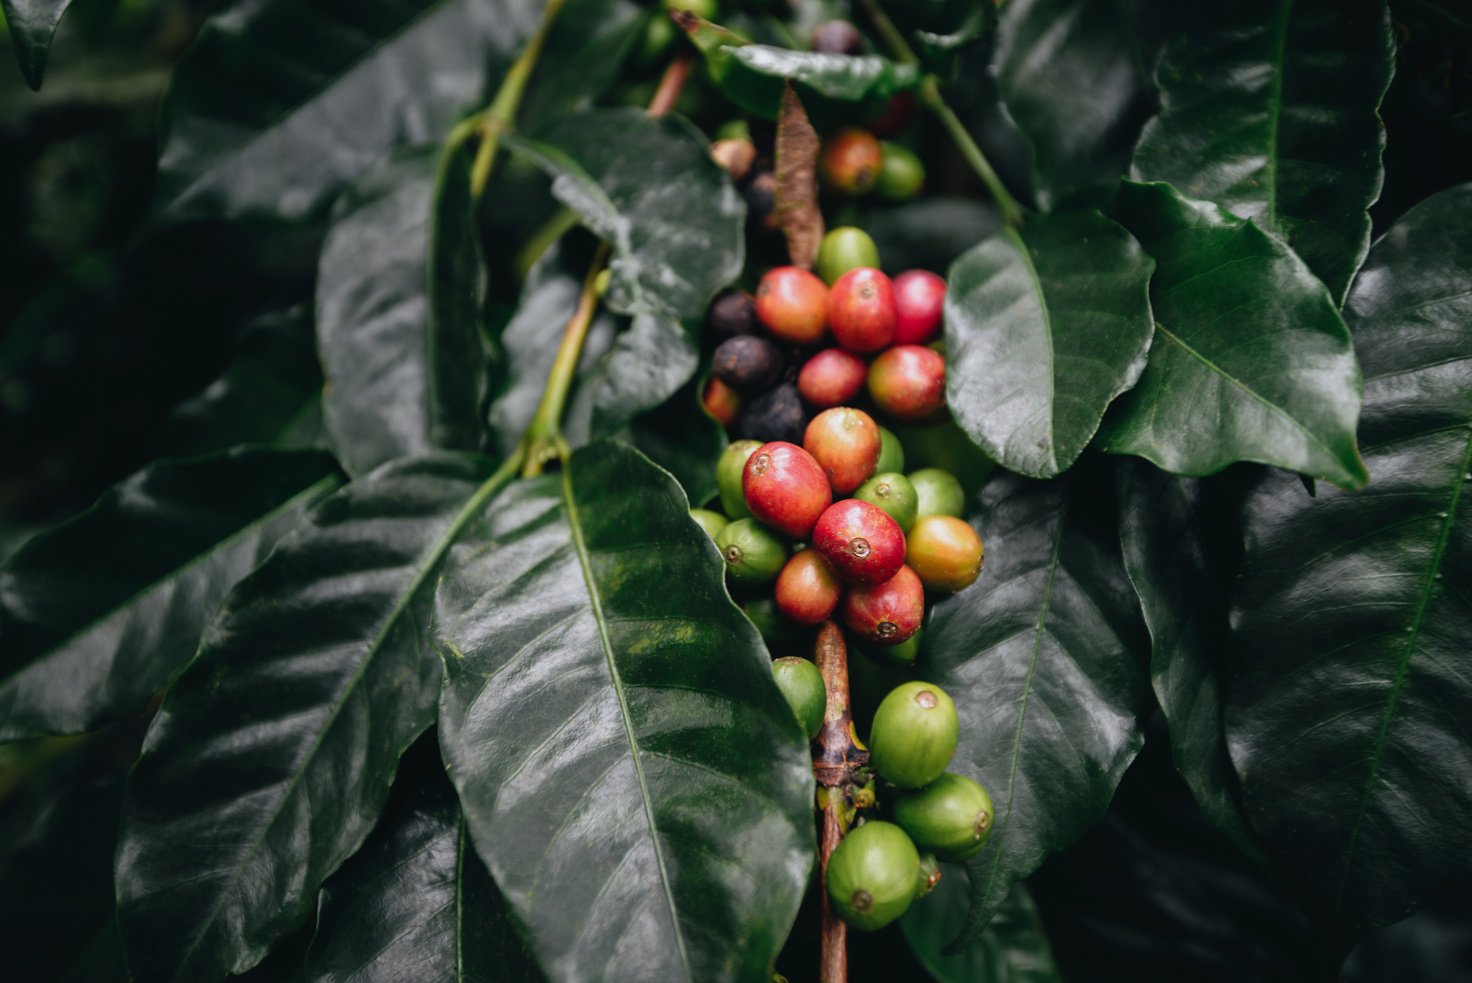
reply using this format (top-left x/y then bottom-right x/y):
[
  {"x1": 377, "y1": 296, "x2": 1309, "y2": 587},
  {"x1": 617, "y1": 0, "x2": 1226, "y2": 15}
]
[
  {"x1": 828, "y1": 268, "x2": 898, "y2": 354},
  {"x1": 868, "y1": 92, "x2": 916, "y2": 138},
  {"x1": 868, "y1": 345, "x2": 946, "y2": 422},
  {"x1": 892, "y1": 270, "x2": 946, "y2": 345},
  {"x1": 798, "y1": 348, "x2": 869, "y2": 408},
  {"x1": 813, "y1": 498, "x2": 906, "y2": 586},
  {"x1": 703, "y1": 376, "x2": 740, "y2": 427},
  {"x1": 775, "y1": 549, "x2": 843, "y2": 625},
  {"x1": 820, "y1": 128, "x2": 884, "y2": 196},
  {"x1": 756, "y1": 266, "x2": 829, "y2": 346},
  {"x1": 743, "y1": 441, "x2": 833, "y2": 540},
  {"x1": 804, "y1": 407, "x2": 881, "y2": 495},
  {"x1": 841, "y1": 564, "x2": 924, "y2": 645}
]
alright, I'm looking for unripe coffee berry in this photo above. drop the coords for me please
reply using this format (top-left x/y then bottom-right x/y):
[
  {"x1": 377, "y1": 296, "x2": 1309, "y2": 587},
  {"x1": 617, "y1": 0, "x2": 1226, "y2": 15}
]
[
  {"x1": 865, "y1": 626, "x2": 921, "y2": 668},
  {"x1": 820, "y1": 127, "x2": 883, "y2": 196},
  {"x1": 717, "y1": 439, "x2": 762, "y2": 519},
  {"x1": 797, "y1": 348, "x2": 868, "y2": 408},
  {"x1": 715, "y1": 518, "x2": 787, "y2": 585},
  {"x1": 743, "y1": 441, "x2": 833, "y2": 540},
  {"x1": 689, "y1": 508, "x2": 728, "y2": 541},
  {"x1": 743, "y1": 597, "x2": 798, "y2": 647},
  {"x1": 712, "y1": 334, "x2": 784, "y2": 392},
  {"x1": 825, "y1": 820, "x2": 920, "y2": 931},
  {"x1": 892, "y1": 270, "x2": 946, "y2": 345},
  {"x1": 829, "y1": 268, "x2": 898, "y2": 353},
  {"x1": 772, "y1": 656, "x2": 827, "y2": 740},
  {"x1": 774, "y1": 549, "x2": 843, "y2": 625},
  {"x1": 916, "y1": 852, "x2": 942, "y2": 898},
  {"x1": 893, "y1": 773, "x2": 995, "y2": 862},
  {"x1": 841, "y1": 564, "x2": 924, "y2": 645},
  {"x1": 907, "y1": 515, "x2": 983, "y2": 592},
  {"x1": 875, "y1": 426, "x2": 905, "y2": 474},
  {"x1": 756, "y1": 266, "x2": 829, "y2": 346},
  {"x1": 810, "y1": 19, "x2": 864, "y2": 55},
  {"x1": 854, "y1": 472, "x2": 918, "y2": 531},
  {"x1": 804, "y1": 407, "x2": 881, "y2": 495},
  {"x1": 735, "y1": 383, "x2": 808, "y2": 445},
  {"x1": 702, "y1": 376, "x2": 740, "y2": 428},
  {"x1": 909, "y1": 467, "x2": 965, "y2": 519},
  {"x1": 813, "y1": 498, "x2": 906, "y2": 586},
  {"x1": 868, "y1": 344, "x2": 945, "y2": 421},
  {"x1": 817, "y1": 226, "x2": 881, "y2": 285},
  {"x1": 868, "y1": 681, "x2": 959, "y2": 789},
  {"x1": 875, "y1": 141, "x2": 925, "y2": 201},
  {"x1": 706, "y1": 289, "x2": 757, "y2": 340}
]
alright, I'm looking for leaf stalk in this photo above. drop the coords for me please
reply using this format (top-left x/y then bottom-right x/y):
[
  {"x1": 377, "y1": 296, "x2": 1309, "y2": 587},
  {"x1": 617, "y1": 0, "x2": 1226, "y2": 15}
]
[{"x1": 467, "y1": 0, "x2": 567, "y2": 199}]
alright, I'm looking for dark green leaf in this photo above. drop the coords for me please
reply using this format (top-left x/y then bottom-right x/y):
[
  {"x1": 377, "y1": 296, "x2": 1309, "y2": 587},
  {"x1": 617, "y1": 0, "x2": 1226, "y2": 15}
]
[
  {"x1": 308, "y1": 762, "x2": 541, "y2": 983},
  {"x1": 519, "y1": 0, "x2": 644, "y2": 123},
  {"x1": 921, "y1": 470, "x2": 1149, "y2": 948},
  {"x1": 437, "y1": 440, "x2": 814, "y2": 983},
  {"x1": 902, "y1": 872, "x2": 1059, "y2": 983},
  {"x1": 317, "y1": 143, "x2": 486, "y2": 476},
  {"x1": 993, "y1": 0, "x2": 1153, "y2": 210},
  {"x1": 912, "y1": 4, "x2": 997, "y2": 75},
  {"x1": 1099, "y1": 181, "x2": 1368, "y2": 489},
  {"x1": 157, "y1": 306, "x2": 326, "y2": 458},
  {"x1": 944, "y1": 208, "x2": 1156, "y2": 478},
  {"x1": 626, "y1": 378, "x2": 727, "y2": 509},
  {"x1": 116, "y1": 453, "x2": 510, "y2": 982},
  {"x1": 1226, "y1": 183, "x2": 1472, "y2": 937},
  {"x1": 511, "y1": 109, "x2": 745, "y2": 428},
  {"x1": 0, "y1": 448, "x2": 342, "y2": 741},
  {"x1": 1132, "y1": 0, "x2": 1394, "y2": 303},
  {"x1": 154, "y1": 0, "x2": 540, "y2": 223},
  {"x1": 1, "y1": 0, "x2": 69, "y2": 89}
]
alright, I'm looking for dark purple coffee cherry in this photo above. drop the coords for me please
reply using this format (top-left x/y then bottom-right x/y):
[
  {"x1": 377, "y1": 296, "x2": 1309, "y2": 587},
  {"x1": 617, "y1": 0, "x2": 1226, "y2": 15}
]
[
  {"x1": 713, "y1": 335, "x2": 784, "y2": 392},
  {"x1": 706, "y1": 289, "x2": 757, "y2": 341},
  {"x1": 810, "y1": 20, "x2": 864, "y2": 55},
  {"x1": 736, "y1": 383, "x2": 808, "y2": 445}
]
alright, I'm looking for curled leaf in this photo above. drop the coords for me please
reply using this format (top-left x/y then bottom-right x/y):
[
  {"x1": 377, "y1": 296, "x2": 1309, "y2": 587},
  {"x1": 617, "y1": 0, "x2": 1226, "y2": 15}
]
[{"x1": 774, "y1": 82, "x2": 824, "y2": 270}]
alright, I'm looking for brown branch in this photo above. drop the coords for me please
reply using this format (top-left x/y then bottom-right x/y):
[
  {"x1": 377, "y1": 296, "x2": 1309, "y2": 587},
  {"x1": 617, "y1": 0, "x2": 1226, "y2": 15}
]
[{"x1": 648, "y1": 47, "x2": 694, "y2": 118}]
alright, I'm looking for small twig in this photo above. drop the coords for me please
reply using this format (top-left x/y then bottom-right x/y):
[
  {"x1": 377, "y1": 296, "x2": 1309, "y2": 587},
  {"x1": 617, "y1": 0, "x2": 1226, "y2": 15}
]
[
  {"x1": 467, "y1": 0, "x2": 566, "y2": 197},
  {"x1": 648, "y1": 47, "x2": 695, "y2": 118}
]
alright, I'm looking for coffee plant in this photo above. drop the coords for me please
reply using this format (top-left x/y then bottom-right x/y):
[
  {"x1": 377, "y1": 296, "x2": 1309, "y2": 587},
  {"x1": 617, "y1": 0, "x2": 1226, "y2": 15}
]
[{"x1": 2, "y1": 0, "x2": 1470, "y2": 980}]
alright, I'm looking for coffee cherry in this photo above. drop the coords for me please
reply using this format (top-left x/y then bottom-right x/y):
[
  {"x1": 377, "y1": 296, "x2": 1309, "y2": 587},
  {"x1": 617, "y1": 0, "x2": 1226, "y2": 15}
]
[
  {"x1": 772, "y1": 656, "x2": 827, "y2": 740},
  {"x1": 868, "y1": 345, "x2": 945, "y2": 421},
  {"x1": 702, "y1": 376, "x2": 740, "y2": 428},
  {"x1": 797, "y1": 348, "x2": 868, "y2": 408},
  {"x1": 908, "y1": 467, "x2": 965, "y2": 520},
  {"x1": 868, "y1": 681, "x2": 958, "y2": 789},
  {"x1": 717, "y1": 440, "x2": 762, "y2": 519},
  {"x1": 907, "y1": 515, "x2": 983, "y2": 592},
  {"x1": 864, "y1": 626, "x2": 922, "y2": 668},
  {"x1": 706, "y1": 289, "x2": 757, "y2": 341},
  {"x1": 895, "y1": 419, "x2": 995, "y2": 493},
  {"x1": 743, "y1": 441, "x2": 833, "y2": 540},
  {"x1": 820, "y1": 127, "x2": 883, "y2": 196},
  {"x1": 744, "y1": 597, "x2": 800, "y2": 647},
  {"x1": 774, "y1": 549, "x2": 843, "y2": 625},
  {"x1": 826, "y1": 820, "x2": 920, "y2": 931},
  {"x1": 915, "y1": 852, "x2": 942, "y2": 898},
  {"x1": 892, "y1": 270, "x2": 946, "y2": 345},
  {"x1": 689, "y1": 508, "x2": 728, "y2": 541},
  {"x1": 875, "y1": 141, "x2": 925, "y2": 201},
  {"x1": 744, "y1": 169, "x2": 778, "y2": 230},
  {"x1": 868, "y1": 91, "x2": 916, "y2": 138},
  {"x1": 715, "y1": 518, "x2": 787, "y2": 585},
  {"x1": 810, "y1": 19, "x2": 864, "y2": 54},
  {"x1": 756, "y1": 266, "x2": 829, "y2": 346},
  {"x1": 893, "y1": 773, "x2": 995, "y2": 862},
  {"x1": 735, "y1": 383, "x2": 808, "y2": 445},
  {"x1": 875, "y1": 425, "x2": 905, "y2": 474},
  {"x1": 854, "y1": 472, "x2": 918, "y2": 531},
  {"x1": 710, "y1": 138, "x2": 756, "y2": 182},
  {"x1": 712, "y1": 335, "x2": 784, "y2": 392},
  {"x1": 804, "y1": 407, "x2": 881, "y2": 495},
  {"x1": 841, "y1": 564, "x2": 924, "y2": 645},
  {"x1": 813, "y1": 499, "x2": 906, "y2": 586},
  {"x1": 829, "y1": 268, "x2": 898, "y2": 354},
  {"x1": 817, "y1": 227, "x2": 881, "y2": 285}
]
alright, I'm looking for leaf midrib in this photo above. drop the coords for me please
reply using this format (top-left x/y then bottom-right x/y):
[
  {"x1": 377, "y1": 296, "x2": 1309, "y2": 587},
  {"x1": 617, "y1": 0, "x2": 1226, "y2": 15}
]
[
  {"x1": 1263, "y1": 0, "x2": 1295, "y2": 230},
  {"x1": 1003, "y1": 225, "x2": 1058, "y2": 472}
]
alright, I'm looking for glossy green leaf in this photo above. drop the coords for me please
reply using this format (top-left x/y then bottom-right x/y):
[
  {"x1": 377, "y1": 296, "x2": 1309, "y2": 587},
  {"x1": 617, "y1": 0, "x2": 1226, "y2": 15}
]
[
  {"x1": 921, "y1": 470, "x2": 1149, "y2": 948},
  {"x1": 518, "y1": 0, "x2": 644, "y2": 124},
  {"x1": 317, "y1": 143, "x2": 486, "y2": 476},
  {"x1": 1, "y1": 0, "x2": 69, "y2": 89},
  {"x1": 626, "y1": 379, "x2": 727, "y2": 510},
  {"x1": 437, "y1": 440, "x2": 814, "y2": 983},
  {"x1": 1098, "y1": 181, "x2": 1368, "y2": 489},
  {"x1": 1132, "y1": 0, "x2": 1394, "y2": 303},
  {"x1": 902, "y1": 872, "x2": 1059, "y2": 983},
  {"x1": 511, "y1": 109, "x2": 744, "y2": 429},
  {"x1": 154, "y1": 0, "x2": 540, "y2": 223},
  {"x1": 116, "y1": 453, "x2": 511, "y2": 982},
  {"x1": 1226, "y1": 183, "x2": 1472, "y2": 936},
  {"x1": 944, "y1": 208, "x2": 1156, "y2": 478},
  {"x1": 307, "y1": 762, "x2": 540, "y2": 983},
  {"x1": 993, "y1": 0, "x2": 1153, "y2": 210},
  {"x1": 0, "y1": 448, "x2": 342, "y2": 741}
]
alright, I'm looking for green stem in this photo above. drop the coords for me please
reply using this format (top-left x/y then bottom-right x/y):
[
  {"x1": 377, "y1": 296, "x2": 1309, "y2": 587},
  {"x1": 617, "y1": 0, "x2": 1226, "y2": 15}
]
[
  {"x1": 515, "y1": 207, "x2": 581, "y2": 280},
  {"x1": 468, "y1": 0, "x2": 566, "y2": 198},
  {"x1": 856, "y1": 0, "x2": 1027, "y2": 226}
]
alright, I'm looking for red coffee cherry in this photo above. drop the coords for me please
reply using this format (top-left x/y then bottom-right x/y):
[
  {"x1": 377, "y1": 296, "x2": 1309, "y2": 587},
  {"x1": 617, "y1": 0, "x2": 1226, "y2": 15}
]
[
  {"x1": 906, "y1": 515, "x2": 984, "y2": 593},
  {"x1": 742, "y1": 441, "x2": 833, "y2": 540},
  {"x1": 892, "y1": 270, "x2": 946, "y2": 345},
  {"x1": 804, "y1": 407, "x2": 881, "y2": 495},
  {"x1": 868, "y1": 345, "x2": 946, "y2": 422},
  {"x1": 797, "y1": 348, "x2": 868, "y2": 408},
  {"x1": 775, "y1": 549, "x2": 843, "y2": 625},
  {"x1": 868, "y1": 92, "x2": 917, "y2": 138},
  {"x1": 820, "y1": 127, "x2": 884, "y2": 196},
  {"x1": 829, "y1": 268, "x2": 898, "y2": 354},
  {"x1": 756, "y1": 266, "x2": 829, "y2": 346},
  {"x1": 702, "y1": 376, "x2": 740, "y2": 427},
  {"x1": 841, "y1": 564, "x2": 924, "y2": 645},
  {"x1": 813, "y1": 498, "x2": 906, "y2": 586}
]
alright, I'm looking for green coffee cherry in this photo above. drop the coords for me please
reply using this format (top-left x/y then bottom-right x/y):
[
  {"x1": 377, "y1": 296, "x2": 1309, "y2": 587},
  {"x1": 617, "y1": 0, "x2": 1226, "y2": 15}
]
[
  {"x1": 772, "y1": 656, "x2": 826, "y2": 739},
  {"x1": 817, "y1": 226, "x2": 881, "y2": 285},
  {"x1": 718, "y1": 439, "x2": 762, "y2": 519},
  {"x1": 864, "y1": 627, "x2": 922, "y2": 668},
  {"x1": 895, "y1": 419, "x2": 995, "y2": 495},
  {"x1": 893, "y1": 772, "x2": 995, "y2": 862},
  {"x1": 825, "y1": 821, "x2": 920, "y2": 931},
  {"x1": 915, "y1": 852, "x2": 942, "y2": 898},
  {"x1": 715, "y1": 518, "x2": 787, "y2": 585},
  {"x1": 716, "y1": 118, "x2": 751, "y2": 142},
  {"x1": 639, "y1": 0, "x2": 719, "y2": 65},
  {"x1": 690, "y1": 508, "x2": 728, "y2": 540},
  {"x1": 744, "y1": 597, "x2": 799, "y2": 647},
  {"x1": 908, "y1": 467, "x2": 965, "y2": 520},
  {"x1": 854, "y1": 472, "x2": 918, "y2": 532},
  {"x1": 875, "y1": 426, "x2": 905, "y2": 475},
  {"x1": 876, "y1": 142, "x2": 925, "y2": 200},
  {"x1": 868, "y1": 681, "x2": 958, "y2": 789}
]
